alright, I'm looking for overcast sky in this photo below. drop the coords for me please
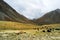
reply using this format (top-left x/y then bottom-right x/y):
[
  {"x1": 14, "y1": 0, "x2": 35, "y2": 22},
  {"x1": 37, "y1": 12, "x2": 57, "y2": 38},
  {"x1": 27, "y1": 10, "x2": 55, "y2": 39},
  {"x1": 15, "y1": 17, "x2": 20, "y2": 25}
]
[{"x1": 4, "y1": 0, "x2": 60, "y2": 19}]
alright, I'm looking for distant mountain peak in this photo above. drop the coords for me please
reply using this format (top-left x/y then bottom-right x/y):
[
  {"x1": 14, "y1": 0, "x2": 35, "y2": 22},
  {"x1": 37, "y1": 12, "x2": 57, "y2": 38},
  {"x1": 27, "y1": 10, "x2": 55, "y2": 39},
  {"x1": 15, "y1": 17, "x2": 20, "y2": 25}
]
[
  {"x1": 35, "y1": 9, "x2": 60, "y2": 24},
  {"x1": 55, "y1": 9, "x2": 60, "y2": 11},
  {"x1": 54, "y1": 9, "x2": 60, "y2": 13}
]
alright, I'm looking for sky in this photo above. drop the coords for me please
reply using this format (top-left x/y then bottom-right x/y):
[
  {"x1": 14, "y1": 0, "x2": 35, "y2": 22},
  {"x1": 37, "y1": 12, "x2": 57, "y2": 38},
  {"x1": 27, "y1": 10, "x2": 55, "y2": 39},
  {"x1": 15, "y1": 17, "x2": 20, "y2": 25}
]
[{"x1": 4, "y1": 0, "x2": 60, "y2": 19}]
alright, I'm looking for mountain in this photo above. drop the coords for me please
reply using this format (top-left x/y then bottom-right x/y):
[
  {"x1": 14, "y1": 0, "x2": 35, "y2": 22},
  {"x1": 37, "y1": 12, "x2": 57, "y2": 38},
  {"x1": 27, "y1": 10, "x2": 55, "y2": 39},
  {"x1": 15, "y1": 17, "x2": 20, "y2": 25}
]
[
  {"x1": 35, "y1": 9, "x2": 60, "y2": 24},
  {"x1": 0, "y1": 0, "x2": 32, "y2": 23}
]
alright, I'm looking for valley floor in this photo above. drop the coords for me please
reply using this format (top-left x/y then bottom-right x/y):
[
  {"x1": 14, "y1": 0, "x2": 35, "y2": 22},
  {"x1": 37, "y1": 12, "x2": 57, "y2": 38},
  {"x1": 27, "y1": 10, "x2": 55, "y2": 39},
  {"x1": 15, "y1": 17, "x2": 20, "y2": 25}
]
[
  {"x1": 0, "y1": 29, "x2": 60, "y2": 40},
  {"x1": 0, "y1": 21, "x2": 60, "y2": 40}
]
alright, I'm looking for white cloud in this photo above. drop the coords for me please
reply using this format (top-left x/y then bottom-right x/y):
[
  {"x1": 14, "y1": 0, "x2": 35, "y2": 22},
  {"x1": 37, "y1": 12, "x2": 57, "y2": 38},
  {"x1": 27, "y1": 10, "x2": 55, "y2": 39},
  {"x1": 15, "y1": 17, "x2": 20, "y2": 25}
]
[
  {"x1": 41, "y1": 0, "x2": 60, "y2": 13},
  {"x1": 4, "y1": 0, "x2": 60, "y2": 19},
  {"x1": 4, "y1": 0, "x2": 44, "y2": 19}
]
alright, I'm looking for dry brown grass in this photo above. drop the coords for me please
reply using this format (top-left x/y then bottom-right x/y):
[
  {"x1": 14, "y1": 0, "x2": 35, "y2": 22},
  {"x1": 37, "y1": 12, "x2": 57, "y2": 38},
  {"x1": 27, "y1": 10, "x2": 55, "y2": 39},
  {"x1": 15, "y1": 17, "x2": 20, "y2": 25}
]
[{"x1": 0, "y1": 21, "x2": 39, "y2": 30}]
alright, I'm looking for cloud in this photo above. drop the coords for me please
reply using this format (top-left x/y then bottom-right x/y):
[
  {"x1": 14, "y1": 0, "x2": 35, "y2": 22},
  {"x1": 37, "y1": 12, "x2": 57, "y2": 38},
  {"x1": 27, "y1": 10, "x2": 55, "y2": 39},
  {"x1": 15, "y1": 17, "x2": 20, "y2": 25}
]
[
  {"x1": 42, "y1": 0, "x2": 60, "y2": 13},
  {"x1": 4, "y1": 0, "x2": 60, "y2": 19},
  {"x1": 4, "y1": 0, "x2": 44, "y2": 19}
]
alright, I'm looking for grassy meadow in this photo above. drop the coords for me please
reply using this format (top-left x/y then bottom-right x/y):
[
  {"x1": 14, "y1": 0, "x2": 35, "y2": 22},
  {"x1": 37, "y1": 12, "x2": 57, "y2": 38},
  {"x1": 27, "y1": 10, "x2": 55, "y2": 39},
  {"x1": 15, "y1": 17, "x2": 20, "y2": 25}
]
[
  {"x1": 0, "y1": 21, "x2": 40, "y2": 30},
  {"x1": 0, "y1": 21, "x2": 60, "y2": 40}
]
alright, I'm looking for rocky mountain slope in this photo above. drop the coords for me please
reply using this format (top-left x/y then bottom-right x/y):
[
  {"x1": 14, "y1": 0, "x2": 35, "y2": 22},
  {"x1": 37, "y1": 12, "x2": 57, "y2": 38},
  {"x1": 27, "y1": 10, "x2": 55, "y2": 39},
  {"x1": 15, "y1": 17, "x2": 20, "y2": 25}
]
[
  {"x1": 35, "y1": 9, "x2": 60, "y2": 24},
  {"x1": 0, "y1": 0, "x2": 32, "y2": 23}
]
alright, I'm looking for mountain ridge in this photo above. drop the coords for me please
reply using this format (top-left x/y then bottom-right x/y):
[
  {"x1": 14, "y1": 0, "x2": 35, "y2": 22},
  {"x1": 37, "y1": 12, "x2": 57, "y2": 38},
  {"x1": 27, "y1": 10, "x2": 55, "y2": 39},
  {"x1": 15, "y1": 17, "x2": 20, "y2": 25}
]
[
  {"x1": 0, "y1": 0, "x2": 33, "y2": 23},
  {"x1": 34, "y1": 9, "x2": 60, "y2": 24}
]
